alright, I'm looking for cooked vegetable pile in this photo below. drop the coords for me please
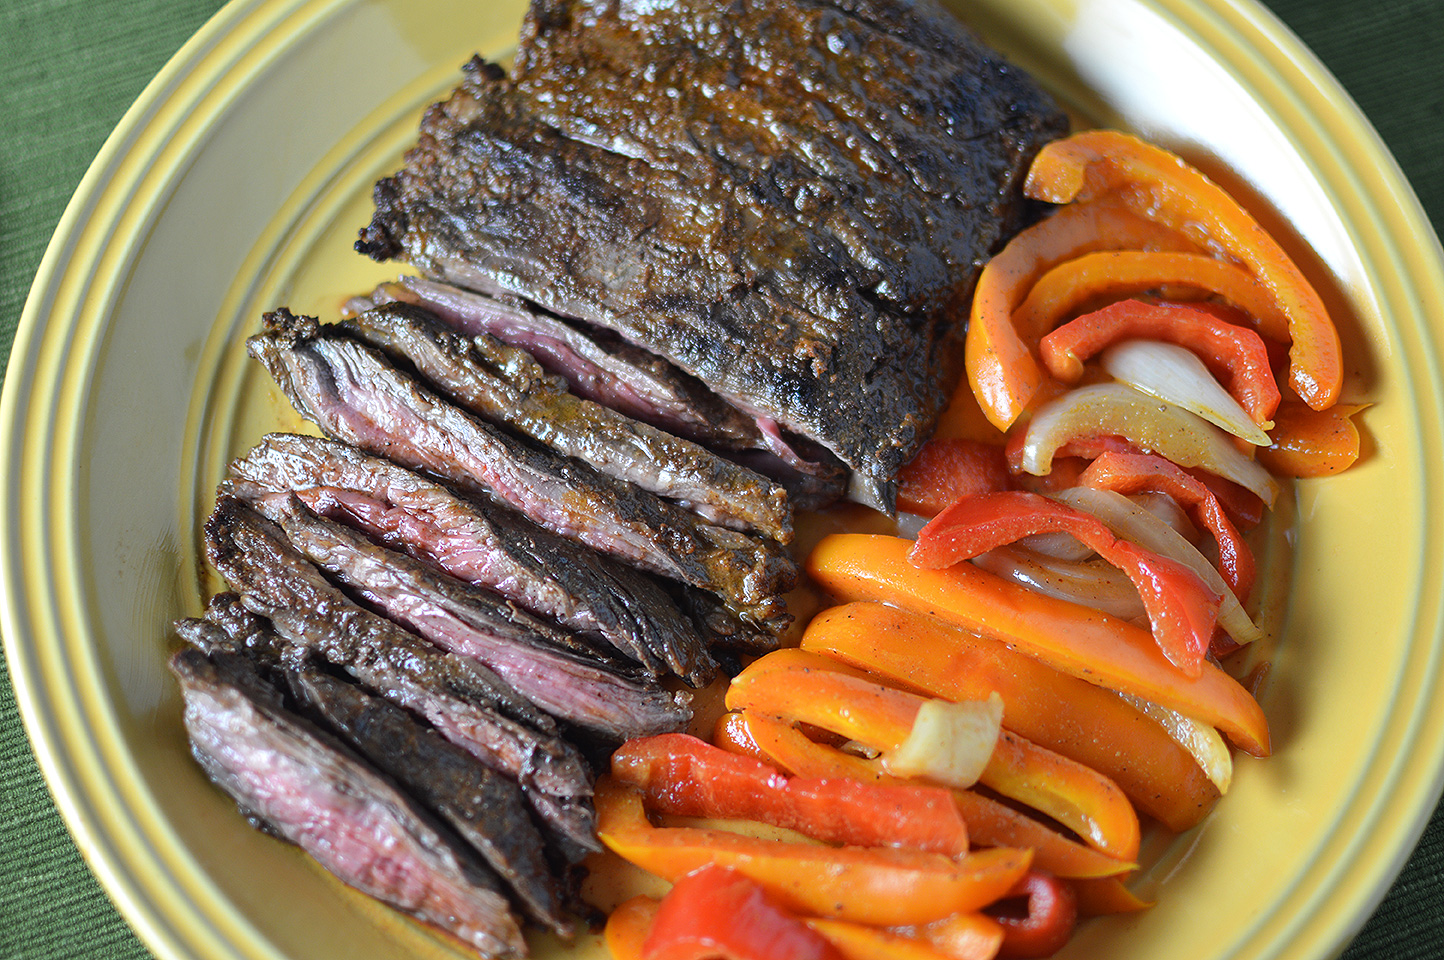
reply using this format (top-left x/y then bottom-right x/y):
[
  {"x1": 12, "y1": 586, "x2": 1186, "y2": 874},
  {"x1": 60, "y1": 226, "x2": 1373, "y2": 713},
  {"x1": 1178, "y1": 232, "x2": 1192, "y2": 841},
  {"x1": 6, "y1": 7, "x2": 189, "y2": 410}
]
[{"x1": 592, "y1": 130, "x2": 1361, "y2": 960}]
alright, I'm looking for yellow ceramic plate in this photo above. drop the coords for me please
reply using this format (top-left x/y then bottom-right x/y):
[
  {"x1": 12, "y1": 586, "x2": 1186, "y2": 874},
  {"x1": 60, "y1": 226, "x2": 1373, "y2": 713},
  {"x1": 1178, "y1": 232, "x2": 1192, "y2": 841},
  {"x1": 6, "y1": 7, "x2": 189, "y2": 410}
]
[{"x1": 3, "y1": 0, "x2": 1442, "y2": 958}]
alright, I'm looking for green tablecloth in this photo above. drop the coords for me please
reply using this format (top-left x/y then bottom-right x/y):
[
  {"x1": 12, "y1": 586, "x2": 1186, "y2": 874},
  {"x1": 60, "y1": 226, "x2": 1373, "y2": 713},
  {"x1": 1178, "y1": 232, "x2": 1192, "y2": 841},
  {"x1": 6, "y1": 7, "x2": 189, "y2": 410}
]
[{"x1": 2, "y1": 0, "x2": 1441, "y2": 957}]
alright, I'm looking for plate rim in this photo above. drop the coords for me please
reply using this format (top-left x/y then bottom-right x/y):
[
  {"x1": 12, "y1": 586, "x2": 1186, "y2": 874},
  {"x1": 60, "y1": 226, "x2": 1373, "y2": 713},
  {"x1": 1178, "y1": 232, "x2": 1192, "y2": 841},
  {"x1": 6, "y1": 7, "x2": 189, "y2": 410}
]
[{"x1": 3, "y1": 1, "x2": 1444, "y2": 959}]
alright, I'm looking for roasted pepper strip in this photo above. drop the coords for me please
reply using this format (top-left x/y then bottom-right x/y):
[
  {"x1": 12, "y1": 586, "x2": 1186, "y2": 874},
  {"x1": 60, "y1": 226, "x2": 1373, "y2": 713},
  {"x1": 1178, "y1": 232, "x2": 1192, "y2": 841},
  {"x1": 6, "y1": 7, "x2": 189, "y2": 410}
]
[
  {"x1": 989, "y1": 872, "x2": 1078, "y2": 960},
  {"x1": 1039, "y1": 299, "x2": 1281, "y2": 425},
  {"x1": 801, "y1": 602, "x2": 1219, "y2": 832},
  {"x1": 1079, "y1": 450, "x2": 1257, "y2": 600},
  {"x1": 608, "y1": 890, "x2": 985, "y2": 960},
  {"x1": 901, "y1": 913, "x2": 1008, "y2": 960},
  {"x1": 1071, "y1": 877, "x2": 1154, "y2": 917},
  {"x1": 610, "y1": 733, "x2": 970, "y2": 856},
  {"x1": 911, "y1": 491, "x2": 1221, "y2": 676},
  {"x1": 898, "y1": 438, "x2": 1011, "y2": 517},
  {"x1": 644, "y1": 865, "x2": 845, "y2": 960},
  {"x1": 606, "y1": 896, "x2": 662, "y2": 960},
  {"x1": 595, "y1": 778, "x2": 1032, "y2": 926},
  {"x1": 1010, "y1": 382, "x2": 1281, "y2": 507},
  {"x1": 1013, "y1": 251, "x2": 1290, "y2": 346},
  {"x1": 1256, "y1": 401, "x2": 1364, "y2": 477},
  {"x1": 714, "y1": 711, "x2": 1135, "y2": 880},
  {"x1": 807, "y1": 918, "x2": 996, "y2": 960},
  {"x1": 963, "y1": 196, "x2": 1204, "y2": 430},
  {"x1": 727, "y1": 655, "x2": 1141, "y2": 862},
  {"x1": 806, "y1": 534, "x2": 1271, "y2": 756},
  {"x1": 1024, "y1": 129, "x2": 1342, "y2": 410}
]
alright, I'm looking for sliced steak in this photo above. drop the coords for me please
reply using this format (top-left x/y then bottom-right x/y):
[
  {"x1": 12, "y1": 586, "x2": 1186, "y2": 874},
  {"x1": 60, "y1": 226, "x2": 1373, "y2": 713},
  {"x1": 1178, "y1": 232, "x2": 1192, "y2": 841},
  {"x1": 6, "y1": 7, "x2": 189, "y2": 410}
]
[
  {"x1": 226, "y1": 433, "x2": 708, "y2": 677},
  {"x1": 244, "y1": 490, "x2": 695, "y2": 736},
  {"x1": 354, "y1": 278, "x2": 849, "y2": 510},
  {"x1": 203, "y1": 496, "x2": 599, "y2": 855},
  {"x1": 357, "y1": 1, "x2": 1066, "y2": 509},
  {"x1": 174, "y1": 602, "x2": 572, "y2": 934},
  {"x1": 354, "y1": 277, "x2": 761, "y2": 451},
  {"x1": 247, "y1": 308, "x2": 795, "y2": 632},
  {"x1": 170, "y1": 647, "x2": 527, "y2": 958},
  {"x1": 281, "y1": 664, "x2": 572, "y2": 936},
  {"x1": 339, "y1": 301, "x2": 791, "y2": 540}
]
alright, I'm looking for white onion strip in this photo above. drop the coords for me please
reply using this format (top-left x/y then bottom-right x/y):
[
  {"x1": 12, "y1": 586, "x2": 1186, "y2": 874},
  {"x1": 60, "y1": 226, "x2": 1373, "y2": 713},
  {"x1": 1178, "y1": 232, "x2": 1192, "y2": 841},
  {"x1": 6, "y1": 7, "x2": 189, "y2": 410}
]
[
  {"x1": 972, "y1": 545, "x2": 1148, "y2": 622},
  {"x1": 1018, "y1": 382, "x2": 1279, "y2": 507},
  {"x1": 1102, "y1": 339, "x2": 1273, "y2": 446},
  {"x1": 1114, "y1": 690, "x2": 1234, "y2": 794}
]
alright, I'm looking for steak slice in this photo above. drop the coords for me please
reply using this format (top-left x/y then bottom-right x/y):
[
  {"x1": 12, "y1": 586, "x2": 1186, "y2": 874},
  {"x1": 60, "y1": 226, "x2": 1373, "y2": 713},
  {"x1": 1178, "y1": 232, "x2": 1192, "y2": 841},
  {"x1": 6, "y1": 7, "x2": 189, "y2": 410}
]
[
  {"x1": 203, "y1": 496, "x2": 599, "y2": 856},
  {"x1": 243, "y1": 489, "x2": 696, "y2": 735},
  {"x1": 174, "y1": 602, "x2": 572, "y2": 934},
  {"x1": 170, "y1": 647, "x2": 527, "y2": 958},
  {"x1": 353, "y1": 277, "x2": 760, "y2": 452},
  {"x1": 247, "y1": 308, "x2": 795, "y2": 632},
  {"x1": 281, "y1": 664, "x2": 573, "y2": 936},
  {"x1": 227, "y1": 433, "x2": 708, "y2": 677},
  {"x1": 353, "y1": 277, "x2": 850, "y2": 509},
  {"x1": 339, "y1": 301, "x2": 791, "y2": 541},
  {"x1": 357, "y1": 0, "x2": 1067, "y2": 509}
]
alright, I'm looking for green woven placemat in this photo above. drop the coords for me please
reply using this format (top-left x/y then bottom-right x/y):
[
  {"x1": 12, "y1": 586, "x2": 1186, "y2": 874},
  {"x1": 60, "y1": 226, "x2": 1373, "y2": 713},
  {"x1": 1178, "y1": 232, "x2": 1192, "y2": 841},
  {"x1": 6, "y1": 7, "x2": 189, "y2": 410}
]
[{"x1": 1, "y1": 0, "x2": 1441, "y2": 958}]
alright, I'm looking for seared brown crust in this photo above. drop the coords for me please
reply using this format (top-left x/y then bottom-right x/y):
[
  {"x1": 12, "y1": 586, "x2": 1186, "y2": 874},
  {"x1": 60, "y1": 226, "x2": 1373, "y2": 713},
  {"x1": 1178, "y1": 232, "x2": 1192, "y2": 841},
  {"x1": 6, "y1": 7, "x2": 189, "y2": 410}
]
[{"x1": 358, "y1": 0, "x2": 1066, "y2": 510}]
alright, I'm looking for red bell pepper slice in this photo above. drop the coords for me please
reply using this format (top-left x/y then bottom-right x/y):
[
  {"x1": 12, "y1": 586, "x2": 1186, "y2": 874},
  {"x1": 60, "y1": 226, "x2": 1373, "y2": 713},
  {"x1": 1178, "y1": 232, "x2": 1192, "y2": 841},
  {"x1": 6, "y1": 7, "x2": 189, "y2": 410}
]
[
  {"x1": 1048, "y1": 439, "x2": 1264, "y2": 531},
  {"x1": 610, "y1": 733, "x2": 970, "y2": 856},
  {"x1": 1038, "y1": 299, "x2": 1281, "y2": 425},
  {"x1": 898, "y1": 438, "x2": 1012, "y2": 517},
  {"x1": 644, "y1": 865, "x2": 846, "y2": 960},
  {"x1": 1079, "y1": 450, "x2": 1257, "y2": 601},
  {"x1": 988, "y1": 872, "x2": 1079, "y2": 959},
  {"x1": 910, "y1": 491, "x2": 1221, "y2": 676},
  {"x1": 596, "y1": 778, "x2": 1033, "y2": 927},
  {"x1": 713, "y1": 709, "x2": 1138, "y2": 881}
]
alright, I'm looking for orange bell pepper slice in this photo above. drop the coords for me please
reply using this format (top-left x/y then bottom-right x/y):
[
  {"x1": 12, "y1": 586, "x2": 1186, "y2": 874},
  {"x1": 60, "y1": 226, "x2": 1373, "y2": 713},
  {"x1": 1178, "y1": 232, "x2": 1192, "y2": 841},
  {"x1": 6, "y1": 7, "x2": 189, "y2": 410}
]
[
  {"x1": 606, "y1": 895, "x2": 662, "y2": 960},
  {"x1": 1071, "y1": 877, "x2": 1154, "y2": 917},
  {"x1": 962, "y1": 195, "x2": 1203, "y2": 430},
  {"x1": 1038, "y1": 299, "x2": 1282, "y2": 426},
  {"x1": 714, "y1": 710, "x2": 1134, "y2": 880},
  {"x1": 808, "y1": 918, "x2": 1000, "y2": 960},
  {"x1": 1012, "y1": 251, "x2": 1290, "y2": 346},
  {"x1": 594, "y1": 778, "x2": 1032, "y2": 927},
  {"x1": 727, "y1": 654, "x2": 1141, "y2": 862},
  {"x1": 898, "y1": 913, "x2": 1008, "y2": 960},
  {"x1": 610, "y1": 733, "x2": 970, "y2": 856},
  {"x1": 897, "y1": 438, "x2": 1012, "y2": 517},
  {"x1": 1024, "y1": 130, "x2": 1342, "y2": 410},
  {"x1": 805, "y1": 533, "x2": 1271, "y2": 757},
  {"x1": 910, "y1": 490, "x2": 1221, "y2": 676},
  {"x1": 1256, "y1": 401, "x2": 1364, "y2": 477},
  {"x1": 800, "y1": 602, "x2": 1220, "y2": 832}
]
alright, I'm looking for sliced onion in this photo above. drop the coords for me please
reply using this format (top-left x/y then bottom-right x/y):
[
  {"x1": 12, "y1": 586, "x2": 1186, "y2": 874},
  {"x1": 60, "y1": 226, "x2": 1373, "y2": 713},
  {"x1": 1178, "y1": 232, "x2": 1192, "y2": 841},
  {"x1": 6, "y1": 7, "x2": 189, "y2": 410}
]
[
  {"x1": 883, "y1": 693, "x2": 1004, "y2": 789},
  {"x1": 1102, "y1": 339, "x2": 1273, "y2": 446},
  {"x1": 972, "y1": 545, "x2": 1147, "y2": 622},
  {"x1": 1114, "y1": 690, "x2": 1233, "y2": 794},
  {"x1": 1018, "y1": 382, "x2": 1280, "y2": 507},
  {"x1": 1130, "y1": 491, "x2": 1198, "y2": 541},
  {"x1": 1016, "y1": 530, "x2": 1093, "y2": 561},
  {"x1": 1054, "y1": 486, "x2": 1264, "y2": 646}
]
